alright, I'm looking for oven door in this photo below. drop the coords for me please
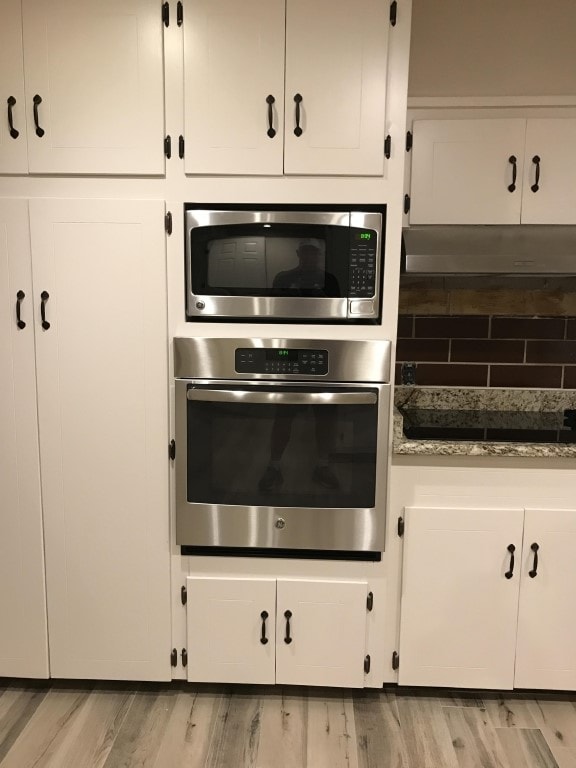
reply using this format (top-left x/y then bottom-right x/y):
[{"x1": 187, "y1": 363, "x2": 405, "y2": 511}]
[{"x1": 175, "y1": 380, "x2": 390, "y2": 554}]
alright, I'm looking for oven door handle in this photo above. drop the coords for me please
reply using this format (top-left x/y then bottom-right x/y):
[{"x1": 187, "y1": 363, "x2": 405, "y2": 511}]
[{"x1": 186, "y1": 389, "x2": 377, "y2": 406}]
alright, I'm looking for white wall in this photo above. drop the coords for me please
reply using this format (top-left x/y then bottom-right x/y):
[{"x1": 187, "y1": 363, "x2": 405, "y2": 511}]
[{"x1": 409, "y1": 0, "x2": 576, "y2": 97}]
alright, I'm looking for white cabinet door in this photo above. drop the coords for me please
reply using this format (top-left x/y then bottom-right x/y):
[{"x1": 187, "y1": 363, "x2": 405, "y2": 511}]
[
  {"x1": 521, "y1": 119, "x2": 576, "y2": 224},
  {"x1": 0, "y1": 0, "x2": 29, "y2": 173},
  {"x1": 515, "y1": 508, "x2": 576, "y2": 690},
  {"x1": 0, "y1": 200, "x2": 49, "y2": 678},
  {"x1": 186, "y1": 577, "x2": 276, "y2": 684},
  {"x1": 275, "y1": 579, "x2": 368, "y2": 688},
  {"x1": 398, "y1": 507, "x2": 524, "y2": 689},
  {"x1": 183, "y1": 0, "x2": 285, "y2": 175},
  {"x1": 283, "y1": 0, "x2": 389, "y2": 176},
  {"x1": 30, "y1": 199, "x2": 171, "y2": 681},
  {"x1": 22, "y1": 0, "x2": 164, "y2": 175},
  {"x1": 409, "y1": 119, "x2": 527, "y2": 224}
]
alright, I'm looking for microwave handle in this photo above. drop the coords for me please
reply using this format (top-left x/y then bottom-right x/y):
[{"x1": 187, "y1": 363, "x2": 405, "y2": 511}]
[{"x1": 186, "y1": 389, "x2": 377, "y2": 406}]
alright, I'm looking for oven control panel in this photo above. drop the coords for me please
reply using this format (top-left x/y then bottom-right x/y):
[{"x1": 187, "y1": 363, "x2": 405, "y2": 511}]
[{"x1": 235, "y1": 347, "x2": 329, "y2": 375}]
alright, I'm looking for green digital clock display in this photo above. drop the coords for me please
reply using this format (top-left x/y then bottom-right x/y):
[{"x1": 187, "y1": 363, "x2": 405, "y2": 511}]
[
  {"x1": 266, "y1": 349, "x2": 298, "y2": 361},
  {"x1": 356, "y1": 232, "x2": 372, "y2": 240}
]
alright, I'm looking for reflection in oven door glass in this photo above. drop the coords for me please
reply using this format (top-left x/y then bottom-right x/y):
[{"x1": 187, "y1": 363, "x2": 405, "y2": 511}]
[{"x1": 187, "y1": 399, "x2": 377, "y2": 509}]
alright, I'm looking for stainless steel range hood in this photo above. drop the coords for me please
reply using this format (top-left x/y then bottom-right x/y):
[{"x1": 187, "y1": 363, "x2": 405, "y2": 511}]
[{"x1": 402, "y1": 225, "x2": 576, "y2": 275}]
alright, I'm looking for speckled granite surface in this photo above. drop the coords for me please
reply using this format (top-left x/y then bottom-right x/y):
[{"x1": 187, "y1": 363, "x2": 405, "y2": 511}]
[{"x1": 393, "y1": 387, "x2": 576, "y2": 458}]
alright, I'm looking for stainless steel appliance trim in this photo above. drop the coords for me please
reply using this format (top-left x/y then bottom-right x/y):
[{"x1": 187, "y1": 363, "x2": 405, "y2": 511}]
[
  {"x1": 174, "y1": 337, "x2": 392, "y2": 383},
  {"x1": 175, "y1": 378, "x2": 391, "y2": 552},
  {"x1": 187, "y1": 296, "x2": 349, "y2": 320},
  {"x1": 186, "y1": 209, "x2": 352, "y2": 228},
  {"x1": 186, "y1": 388, "x2": 378, "y2": 406}
]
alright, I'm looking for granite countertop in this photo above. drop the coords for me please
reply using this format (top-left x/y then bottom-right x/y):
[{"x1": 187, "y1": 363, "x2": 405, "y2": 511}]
[{"x1": 393, "y1": 387, "x2": 576, "y2": 458}]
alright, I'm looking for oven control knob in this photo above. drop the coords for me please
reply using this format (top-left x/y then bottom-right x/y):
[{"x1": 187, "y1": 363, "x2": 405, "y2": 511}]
[
  {"x1": 275, "y1": 517, "x2": 286, "y2": 529},
  {"x1": 195, "y1": 300, "x2": 205, "y2": 310}
]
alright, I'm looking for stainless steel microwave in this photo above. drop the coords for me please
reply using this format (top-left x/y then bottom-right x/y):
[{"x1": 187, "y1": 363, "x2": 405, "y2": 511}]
[{"x1": 185, "y1": 206, "x2": 385, "y2": 322}]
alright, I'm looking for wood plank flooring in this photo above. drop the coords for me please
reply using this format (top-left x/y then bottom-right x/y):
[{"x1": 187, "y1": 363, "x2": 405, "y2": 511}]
[{"x1": 1, "y1": 680, "x2": 575, "y2": 768}]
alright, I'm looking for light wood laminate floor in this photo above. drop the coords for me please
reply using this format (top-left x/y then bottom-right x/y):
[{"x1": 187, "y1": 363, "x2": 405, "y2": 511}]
[{"x1": 1, "y1": 680, "x2": 575, "y2": 768}]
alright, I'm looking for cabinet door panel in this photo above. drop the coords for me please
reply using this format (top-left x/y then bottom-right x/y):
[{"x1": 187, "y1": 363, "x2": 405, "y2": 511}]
[
  {"x1": 183, "y1": 0, "x2": 285, "y2": 175},
  {"x1": 521, "y1": 119, "x2": 576, "y2": 224},
  {"x1": 515, "y1": 508, "x2": 576, "y2": 690},
  {"x1": 284, "y1": 0, "x2": 389, "y2": 176},
  {"x1": 398, "y1": 507, "x2": 524, "y2": 689},
  {"x1": 186, "y1": 577, "x2": 276, "y2": 684},
  {"x1": 276, "y1": 579, "x2": 367, "y2": 688},
  {"x1": 0, "y1": 0, "x2": 29, "y2": 173},
  {"x1": 22, "y1": 0, "x2": 164, "y2": 175},
  {"x1": 30, "y1": 199, "x2": 170, "y2": 681},
  {"x1": 0, "y1": 200, "x2": 49, "y2": 678},
  {"x1": 409, "y1": 119, "x2": 527, "y2": 224}
]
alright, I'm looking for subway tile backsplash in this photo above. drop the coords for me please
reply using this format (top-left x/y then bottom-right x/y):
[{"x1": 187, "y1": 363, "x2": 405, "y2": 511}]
[{"x1": 396, "y1": 315, "x2": 576, "y2": 388}]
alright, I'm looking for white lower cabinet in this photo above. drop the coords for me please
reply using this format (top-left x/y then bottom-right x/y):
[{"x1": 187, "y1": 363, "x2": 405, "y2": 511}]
[
  {"x1": 186, "y1": 577, "x2": 368, "y2": 687},
  {"x1": 398, "y1": 505, "x2": 576, "y2": 691},
  {"x1": 0, "y1": 198, "x2": 171, "y2": 681}
]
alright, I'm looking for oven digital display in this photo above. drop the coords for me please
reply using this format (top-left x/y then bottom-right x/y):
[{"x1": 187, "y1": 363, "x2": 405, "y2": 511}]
[{"x1": 265, "y1": 349, "x2": 299, "y2": 361}]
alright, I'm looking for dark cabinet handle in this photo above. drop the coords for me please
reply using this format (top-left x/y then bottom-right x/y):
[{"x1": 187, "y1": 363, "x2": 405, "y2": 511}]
[
  {"x1": 16, "y1": 290, "x2": 26, "y2": 329},
  {"x1": 40, "y1": 290, "x2": 50, "y2": 330},
  {"x1": 507, "y1": 155, "x2": 517, "y2": 192},
  {"x1": 7, "y1": 96, "x2": 19, "y2": 139},
  {"x1": 284, "y1": 609, "x2": 293, "y2": 644},
  {"x1": 531, "y1": 155, "x2": 540, "y2": 192},
  {"x1": 505, "y1": 543, "x2": 516, "y2": 579},
  {"x1": 33, "y1": 95, "x2": 45, "y2": 137},
  {"x1": 529, "y1": 542, "x2": 539, "y2": 578},
  {"x1": 260, "y1": 610, "x2": 269, "y2": 644},
  {"x1": 266, "y1": 95, "x2": 276, "y2": 138},
  {"x1": 293, "y1": 94, "x2": 303, "y2": 137}
]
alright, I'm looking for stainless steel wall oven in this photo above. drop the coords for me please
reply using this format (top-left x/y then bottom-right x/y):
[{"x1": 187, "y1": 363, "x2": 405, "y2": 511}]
[
  {"x1": 174, "y1": 337, "x2": 391, "y2": 559},
  {"x1": 184, "y1": 204, "x2": 386, "y2": 323}
]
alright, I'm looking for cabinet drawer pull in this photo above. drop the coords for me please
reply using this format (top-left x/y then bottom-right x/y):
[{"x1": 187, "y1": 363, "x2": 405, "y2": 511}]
[
  {"x1": 260, "y1": 610, "x2": 269, "y2": 644},
  {"x1": 293, "y1": 93, "x2": 303, "y2": 137},
  {"x1": 529, "y1": 542, "x2": 539, "y2": 578},
  {"x1": 7, "y1": 96, "x2": 19, "y2": 139},
  {"x1": 284, "y1": 609, "x2": 293, "y2": 644},
  {"x1": 40, "y1": 290, "x2": 50, "y2": 330},
  {"x1": 33, "y1": 95, "x2": 45, "y2": 137},
  {"x1": 531, "y1": 155, "x2": 541, "y2": 192},
  {"x1": 505, "y1": 543, "x2": 515, "y2": 579},
  {"x1": 16, "y1": 290, "x2": 26, "y2": 329},
  {"x1": 507, "y1": 155, "x2": 517, "y2": 192},
  {"x1": 266, "y1": 95, "x2": 276, "y2": 138}
]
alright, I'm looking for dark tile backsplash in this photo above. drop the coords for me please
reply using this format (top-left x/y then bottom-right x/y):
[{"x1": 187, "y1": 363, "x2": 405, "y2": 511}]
[{"x1": 397, "y1": 315, "x2": 576, "y2": 389}]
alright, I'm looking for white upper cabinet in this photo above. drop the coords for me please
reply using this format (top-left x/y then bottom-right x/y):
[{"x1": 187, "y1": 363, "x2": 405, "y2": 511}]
[
  {"x1": 0, "y1": 0, "x2": 29, "y2": 174},
  {"x1": 521, "y1": 119, "x2": 576, "y2": 224},
  {"x1": 409, "y1": 117, "x2": 576, "y2": 225},
  {"x1": 409, "y1": 119, "x2": 527, "y2": 224},
  {"x1": 0, "y1": 199, "x2": 49, "y2": 678},
  {"x1": 183, "y1": 0, "x2": 390, "y2": 176},
  {"x1": 1, "y1": 0, "x2": 165, "y2": 175}
]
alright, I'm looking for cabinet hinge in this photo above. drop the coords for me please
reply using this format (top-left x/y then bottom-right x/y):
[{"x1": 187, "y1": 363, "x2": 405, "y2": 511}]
[
  {"x1": 162, "y1": 2, "x2": 169, "y2": 26},
  {"x1": 177, "y1": 1, "x2": 183, "y2": 26},
  {"x1": 181, "y1": 648, "x2": 188, "y2": 667},
  {"x1": 178, "y1": 135, "x2": 185, "y2": 159},
  {"x1": 366, "y1": 591, "x2": 374, "y2": 611},
  {"x1": 397, "y1": 516, "x2": 405, "y2": 537},
  {"x1": 170, "y1": 648, "x2": 178, "y2": 667},
  {"x1": 406, "y1": 130, "x2": 413, "y2": 152},
  {"x1": 392, "y1": 651, "x2": 399, "y2": 670},
  {"x1": 389, "y1": 0, "x2": 398, "y2": 27},
  {"x1": 164, "y1": 135, "x2": 172, "y2": 159},
  {"x1": 364, "y1": 654, "x2": 371, "y2": 674},
  {"x1": 403, "y1": 194, "x2": 411, "y2": 214},
  {"x1": 165, "y1": 212, "x2": 173, "y2": 236},
  {"x1": 181, "y1": 585, "x2": 187, "y2": 605},
  {"x1": 384, "y1": 134, "x2": 392, "y2": 159},
  {"x1": 169, "y1": 439, "x2": 176, "y2": 460}
]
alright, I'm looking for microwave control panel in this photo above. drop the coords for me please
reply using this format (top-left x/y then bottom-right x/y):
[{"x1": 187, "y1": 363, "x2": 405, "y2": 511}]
[
  {"x1": 235, "y1": 348, "x2": 329, "y2": 376},
  {"x1": 348, "y1": 229, "x2": 377, "y2": 297}
]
